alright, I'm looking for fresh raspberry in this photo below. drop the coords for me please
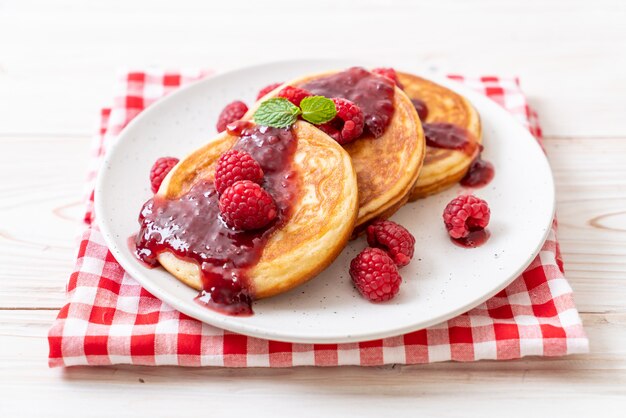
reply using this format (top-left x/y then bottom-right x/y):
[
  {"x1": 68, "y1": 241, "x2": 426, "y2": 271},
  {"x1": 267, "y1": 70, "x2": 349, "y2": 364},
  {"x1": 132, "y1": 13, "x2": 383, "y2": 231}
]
[
  {"x1": 443, "y1": 194, "x2": 491, "y2": 239},
  {"x1": 372, "y1": 67, "x2": 403, "y2": 88},
  {"x1": 350, "y1": 248, "x2": 402, "y2": 302},
  {"x1": 276, "y1": 86, "x2": 312, "y2": 107},
  {"x1": 256, "y1": 82, "x2": 283, "y2": 100},
  {"x1": 366, "y1": 220, "x2": 415, "y2": 267},
  {"x1": 149, "y1": 157, "x2": 179, "y2": 193},
  {"x1": 214, "y1": 150, "x2": 264, "y2": 195},
  {"x1": 219, "y1": 180, "x2": 277, "y2": 230},
  {"x1": 318, "y1": 98, "x2": 365, "y2": 145},
  {"x1": 216, "y1": 101, "x2": 248, "y2": 133}
]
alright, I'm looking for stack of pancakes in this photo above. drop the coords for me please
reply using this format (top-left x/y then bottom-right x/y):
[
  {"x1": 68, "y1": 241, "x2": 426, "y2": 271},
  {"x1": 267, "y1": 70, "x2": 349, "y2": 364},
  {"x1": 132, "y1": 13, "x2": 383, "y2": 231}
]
[{"x1": 156, "y1": 68, "x2": 481, "y2": 301}]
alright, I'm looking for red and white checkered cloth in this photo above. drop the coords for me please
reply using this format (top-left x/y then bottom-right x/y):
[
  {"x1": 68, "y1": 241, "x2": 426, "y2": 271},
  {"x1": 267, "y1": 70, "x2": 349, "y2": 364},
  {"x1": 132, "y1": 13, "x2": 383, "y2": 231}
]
[{"x1": 48, "y1": 69, "x2": 588, "y2": 367}]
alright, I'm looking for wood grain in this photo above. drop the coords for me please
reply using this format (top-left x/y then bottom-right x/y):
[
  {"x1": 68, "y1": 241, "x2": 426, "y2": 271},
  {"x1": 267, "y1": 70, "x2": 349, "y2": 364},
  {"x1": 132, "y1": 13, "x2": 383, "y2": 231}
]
[
  {"x1": 0, "y1": 0, "x2": 625, "y2": 137},
  {"x1": 0, "y1": 136, "x2": 88, "y2": 308},
  {"x1": 548, "y1": 138, "x2": 626, "y2": 313}
]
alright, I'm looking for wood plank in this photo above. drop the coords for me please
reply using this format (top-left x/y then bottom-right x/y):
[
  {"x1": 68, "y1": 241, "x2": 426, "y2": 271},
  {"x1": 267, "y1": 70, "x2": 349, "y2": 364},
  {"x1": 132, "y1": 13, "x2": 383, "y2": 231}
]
[
  {"x1": 0, "y1": 136, "x2": 89, "y2": 308},
  {"x1": 1, "y1": 135, "x2": 624, "y2": 312},
  {"x1": 548, "y1": 138, "x2": 626, "y2": 313},
  {"x1": 0, "y1": 310, "x2": 623, "y2": 417},
  {"x1": 0, "y1": 0, "x2": 625, "y2": 136}
]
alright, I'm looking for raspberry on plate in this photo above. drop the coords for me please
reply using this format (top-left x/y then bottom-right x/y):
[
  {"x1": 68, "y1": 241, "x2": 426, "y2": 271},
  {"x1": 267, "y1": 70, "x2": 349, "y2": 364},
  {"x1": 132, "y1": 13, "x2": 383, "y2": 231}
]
[
  {"x1": 443, "y1": 194, "x2": 491, "y2": 239},
  {"x1": 214, "y1": 150, "x2": 264, "y2": 195},
  {"x1": 366, "y1": 220, "x2": 415, "y2": 267},
  {"x1": 218, "y1": 180, "x2": 278, "y2": 230},
  {"x1": 216, "y1": 100, "x2": 249, "y2": 133},
  {"x1": 318, "y1": 98, "x2": 365, "y2": 145},
  {"x1": 149, "y1": 157, "x2": 179, "y2": 193},
  {"x1": 372, "y1": 67, "x2": 403, "y2": 88},
  {"x1": 256, "y1": 82, "x2": 283, "y2": 100},
  {"x1": 276, "y1": 86, "x2": 312, "y2": 107},
  {"x1": 350, "y1": 247, "x2": 402, "y2": 302}
]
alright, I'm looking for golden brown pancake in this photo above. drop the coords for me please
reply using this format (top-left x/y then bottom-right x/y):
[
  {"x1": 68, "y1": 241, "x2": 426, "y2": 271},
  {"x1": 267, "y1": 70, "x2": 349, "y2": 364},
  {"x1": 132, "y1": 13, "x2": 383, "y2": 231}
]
[
  {"x1": 156, "y1": 121, "x2": 358, "y2": 299},
  {"x1": 397, "y1": 72, "x2": 482, "y2": 200},
  {"x1": 251, "y1": 68, "x2": 425, "y2": 233}
]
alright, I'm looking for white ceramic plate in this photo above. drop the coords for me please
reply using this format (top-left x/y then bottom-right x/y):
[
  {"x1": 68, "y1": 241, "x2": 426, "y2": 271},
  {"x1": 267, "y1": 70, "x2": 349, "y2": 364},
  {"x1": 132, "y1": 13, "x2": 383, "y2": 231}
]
[{"x1": 95, "y1": 60, "x2": 554, "y2": 343}]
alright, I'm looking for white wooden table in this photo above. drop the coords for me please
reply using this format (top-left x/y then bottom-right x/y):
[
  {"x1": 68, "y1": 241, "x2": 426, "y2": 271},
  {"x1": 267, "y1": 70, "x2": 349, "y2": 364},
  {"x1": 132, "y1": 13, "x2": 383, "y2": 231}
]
[{"x1": 1, "y1": 1, "x2": 625, "y2": 416}]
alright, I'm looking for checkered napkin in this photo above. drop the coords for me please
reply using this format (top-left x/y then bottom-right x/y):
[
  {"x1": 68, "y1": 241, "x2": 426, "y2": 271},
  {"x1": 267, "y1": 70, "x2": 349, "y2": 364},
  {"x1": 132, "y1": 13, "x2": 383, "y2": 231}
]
[{"x1": 48, "y1": 70, "x2": 589, "y2": 367}]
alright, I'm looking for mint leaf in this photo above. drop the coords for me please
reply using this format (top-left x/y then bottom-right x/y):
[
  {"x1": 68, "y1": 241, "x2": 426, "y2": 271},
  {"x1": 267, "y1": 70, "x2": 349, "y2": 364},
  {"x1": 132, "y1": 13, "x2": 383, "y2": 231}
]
[
  {"x1": 299, "y1": 96, "x2": 337, "y2": 125},
  {"x1": 253, "y1": 98, "x2": 301, "y2": 128}
]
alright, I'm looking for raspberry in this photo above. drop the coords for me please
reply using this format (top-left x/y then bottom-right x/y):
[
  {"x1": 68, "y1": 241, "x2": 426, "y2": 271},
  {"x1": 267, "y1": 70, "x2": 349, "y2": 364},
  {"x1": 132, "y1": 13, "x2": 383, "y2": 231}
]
[
  {"x1": 219, "y1": 180, "x2": 277, "y2": 230},
  {"x1": 214, "y1": 150, "x2": 264, "y2": 195},
  {"x1": 256, "y1": 82, "x2": 283, "y2": 100},
  {"x1": 366, "y1": 220, "x2": 415, "y2": 267},
  {"x1": 216, "y1": 101, "x2": 248, "y2": 133},
  {"x1": 276, "y1": 86, "x2": 312, "y2": 107},
  {"x1": 372, "y1": 67, "x2": 403, "y2": 88},
  {"x1": 443, "y1": 194, "x2": 491, "y2": 239},
  {"x1": 149, "y1": 157, "x2": 179, "y2": 193},
  {"x1": 350, "y1": 248, "x2": 402, "y2": 302},
  {"x1": 318, "y1": 98, "x2": 365, "y2": 145}
]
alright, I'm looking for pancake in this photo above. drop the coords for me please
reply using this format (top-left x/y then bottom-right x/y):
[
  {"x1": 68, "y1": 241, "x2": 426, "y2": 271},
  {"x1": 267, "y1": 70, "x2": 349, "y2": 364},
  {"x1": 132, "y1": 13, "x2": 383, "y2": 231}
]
[
  {"x1": 152, "y1": 120, "x2": 358, "y2": 300},
  {"x1": 251, "y1": 68, "x2": 425, "y2": 233},
  {"x1": 397, "y1": 72, "x2": 482, "y2": 200}
]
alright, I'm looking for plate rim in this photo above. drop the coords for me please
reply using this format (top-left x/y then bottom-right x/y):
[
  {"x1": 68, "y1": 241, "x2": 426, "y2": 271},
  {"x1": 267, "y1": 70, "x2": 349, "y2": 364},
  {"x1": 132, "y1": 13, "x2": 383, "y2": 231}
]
[{"x1": 95, "y1": 59, "x2": 555, "y2": 343}]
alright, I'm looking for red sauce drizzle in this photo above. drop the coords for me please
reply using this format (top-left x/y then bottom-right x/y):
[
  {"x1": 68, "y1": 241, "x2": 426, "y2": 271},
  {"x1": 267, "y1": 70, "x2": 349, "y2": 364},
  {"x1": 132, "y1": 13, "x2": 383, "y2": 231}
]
[
  {"x1": 461, "y1": 151, "x2": 495, "y2": 188},
  {"x1": 134, "y1": 122, "x2": 298, "y2": 316},
  {"x1": 451, "y1": 229, "x2": 491, "y2": 248},
  {"x1": 301, "y1": 67, "x2": 395, "y2": 138},
  {"x1": 423, "y1": 122, "x2": 479, "y2": 156},
  {"x1": 411, "y1": 96, "x2": 494, "y2": 189},
  {"x1": 411, "y1": 98, "x2": 429, "y2": 120}
]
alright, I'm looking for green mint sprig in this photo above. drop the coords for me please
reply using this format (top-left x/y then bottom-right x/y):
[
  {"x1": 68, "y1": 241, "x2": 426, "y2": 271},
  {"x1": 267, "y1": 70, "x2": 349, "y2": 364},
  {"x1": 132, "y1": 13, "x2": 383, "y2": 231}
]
[
  {"x1": 253, "y1": 95, "x2": 336, "y2": 128},
  {"x1": 300, "y1": 96, "x2": 337, "y2": 125},
  {"x1": 253, "y1": 98, "x2": 301, "y2": 128}
]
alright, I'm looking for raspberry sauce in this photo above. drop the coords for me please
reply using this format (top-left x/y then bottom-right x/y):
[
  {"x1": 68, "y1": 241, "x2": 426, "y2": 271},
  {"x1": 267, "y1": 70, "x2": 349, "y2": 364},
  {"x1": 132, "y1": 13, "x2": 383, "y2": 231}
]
[
  {"x1": 134, "y1": 122, "x2": 298, "y2": 316},
  {"x1": 301, "y1": 67, "x2": 395, "y2": 138},
  {"x1": 411, "y1": 98, "x2": 429, "y2": 121},
  {"x1": 460, "y1": 152, "x2": 495, "y2": 188},
  {"x1": 451, "y1": 229, "x2": 491, "y2": 248},
  {"x1": 411, "y1": 93, "x2": 495, "y2": 189},
  {"x1": 423, "y1": 122, "x2": 479, "y2": 157}
]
